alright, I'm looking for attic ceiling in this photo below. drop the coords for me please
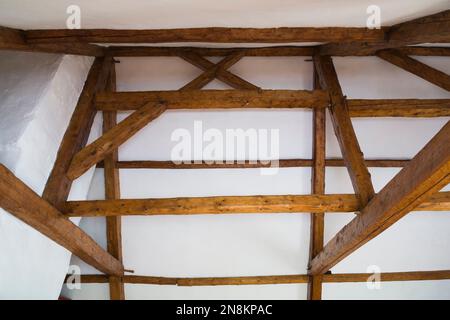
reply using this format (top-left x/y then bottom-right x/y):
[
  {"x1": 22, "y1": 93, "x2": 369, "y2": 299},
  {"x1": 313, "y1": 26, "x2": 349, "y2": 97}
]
[{"x1": 0, "y1": 0, "x2": 448, "y2": 30}]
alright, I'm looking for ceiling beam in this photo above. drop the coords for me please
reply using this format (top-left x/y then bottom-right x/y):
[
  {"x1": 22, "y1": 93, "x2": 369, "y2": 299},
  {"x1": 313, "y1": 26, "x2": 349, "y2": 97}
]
[
  {"x1": 377, "y1": 49, "x2": 450, "y2": 92},
  {"x1": 95, "y1": 89, "x2": 329, "y2": 111},
  {"x1": 0, "y1": 164, "x2": 124, "y2": 276},
  {"x1": 25, "y1": 27, "x2": 385, "y2": 44},
  {"x1": 348, "y1": 99, "x2": 450, "y2": 117},
  {"x1": 314, "y1": 55, "x2": 375, "y2": 207},
  {"x1": 97, "y1": 158, "x2": 412, "y2": 169},
  {"x1": 0, "y1": 26, "x2": 105, "y2": 56},
  {"x1": 309, "y1": 121, "x2": 450, "y2": 275},
  {"x1": 96, "y1": 92, "x2": 450, "y2": 117},
  {"x1": 108, "y1": 46, "x2": 316, "y2": 57},
  {"x1": 66, "y1": 102, "x2": 166, "y2": 180},
  {"x1": 319, "y1": 10, "x2": 450, "y2": 56},
  {"x1": 107, "y1": 45, "x2": 450, "y2": 57},
  {"x1": 62, "y1": 192, "x2": 449, "y2": 217},
  {"x1": 68, "y1": 269, "x2": 450, "y2": 285}
]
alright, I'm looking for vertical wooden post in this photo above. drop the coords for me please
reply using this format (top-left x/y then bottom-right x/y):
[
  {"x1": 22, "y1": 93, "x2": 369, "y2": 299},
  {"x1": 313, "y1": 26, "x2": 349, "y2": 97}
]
[
  {"x1": 308, "y1": 67, "x2": 326, "y2": 300},
  {"x1": 103, "y1": 62, "x2": 125, "y2": 300}
]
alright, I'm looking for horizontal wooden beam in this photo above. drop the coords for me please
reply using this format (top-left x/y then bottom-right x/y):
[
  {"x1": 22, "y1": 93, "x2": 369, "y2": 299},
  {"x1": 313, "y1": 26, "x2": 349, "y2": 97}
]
[
  {"x1": 0, "y1": 164, "x2": 124, "y2": 276},
  {"x1": 0, "y1": 26, "x2": 105, "y2": 56},
  {"x1": 398, "y1": 46, "x2": 450, "y2": 57},
  {"x1": 95, "y1": 90, "x2": 329, "y2": 111},
  {"x1": 63, "y1": 192, "x2": 449, "y2": 217},
  {"x1": 323, "y1": 270, "x2": 450, "y2": 283},
  {"x1": 309, "y1": 121, "x2": 450, "y2": 275},
  {"x1": 25, "y1": 27, "x2": 385, "y2": 44},
  {"x1": 348, "y1": 99, "x2": 450, "y2": 117},
  {"x1": 67, "y1": 269, "x2": 450, "y2": 285},
  {"x1": 108, "y1": 46, "x2": 315, "y2": 57},
  {"x1": 97, "y1": 158, "x2": 411, "y2": 169},
  {"x1": 107, "y1": 45, "x2": 450, "y2": 57},
  {"x1": 96, "y1": 92, "x2": 450, "y2": 117}
]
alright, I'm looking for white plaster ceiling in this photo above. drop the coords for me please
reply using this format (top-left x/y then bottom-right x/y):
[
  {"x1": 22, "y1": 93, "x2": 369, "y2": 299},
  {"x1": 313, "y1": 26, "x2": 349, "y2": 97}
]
[{"x1": 0, "y1": 0, "x2": 448, "y2": 30}]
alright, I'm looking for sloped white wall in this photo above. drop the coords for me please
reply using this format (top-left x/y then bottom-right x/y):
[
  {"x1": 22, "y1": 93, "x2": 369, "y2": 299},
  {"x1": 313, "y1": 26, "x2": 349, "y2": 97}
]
[
  {"x1": 0, "y1": 51, "x2": 101, "y2": 299},
  {"x1": 62, "y1": 55, "x2": 449, "y2": 300}
]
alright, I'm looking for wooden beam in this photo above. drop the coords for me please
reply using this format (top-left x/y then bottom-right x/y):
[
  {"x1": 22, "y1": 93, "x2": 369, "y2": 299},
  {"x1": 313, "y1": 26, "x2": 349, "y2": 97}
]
[
  {"x1": 388, "y1": 10, "x2": 450, "y2": 44},
  {"x1": 66, "y1": 102, "x2": 166, "y2": 180},
  {"x1": 323, "y1": 270, "x2": 450, "y2": 283},
  {"x1": 0, "y1": 26, "x2": 105, "y2": 56},
  {"x1": 95, "y1": 90, "x2": 329, "y2": 111},
  {"x1": 69, "y1": 274, "x2": 309, "y2": 285},
  {"x1": 64, "y1": 194, "x2": 359, "y2": 217},
  {"x1": 68, "y1": 269, "x2": 450, "y2": 285},
  {"x1": 318, "y1": 10, "x2": 450, "y2": 56},
  {"x1": 314, "y1": 55, "x2": 375, "y2": 207},
  {"x1": 103, "y1": 66, "x2": 125, "y2": 300},
  {"x1": 308, "y1": 67, "x2": 326, "y2": 300},
  {"x1": 107, "y1": 45, "x2": 450, "y2": 57},
  {"x1": 179, "y1": 51, "x2": 259, "y2": 90},
  {"x1": 97, "y1": 158, "x2": 411, "y2": 169},
  {"x1": 0, "y1": 164, "x2": 123, "y2": 276},
  {"x1": 309, "y1": 121, "x2": 450, "y2": 275},
  {"x1": 97, "y1": 93, "x2": 450, "y2": 117},
  {"x1": 43, "y1": 57, "x2": 113, "y2": 209},
  {"x1": 348, "y1": 99, "x2": 450, "y2": 117},
  {"x1": 180, "y1": 51, "x2": 253, "y2": 90},
  {"x1": 108, "y1": 46, "x2": 315, "y2": 57},
  {"x1": 398, "y1": 46, "x2": 450, "y2": 57},
  {"x1": 25, "y1": 27, "x2": 385, "y2": 44},
  {"x1": 377, "y1": 49, "x2": 450, "y2": 92},
  {"x1": 62, "y1": 192, "x2": 449, "y2": 217}
]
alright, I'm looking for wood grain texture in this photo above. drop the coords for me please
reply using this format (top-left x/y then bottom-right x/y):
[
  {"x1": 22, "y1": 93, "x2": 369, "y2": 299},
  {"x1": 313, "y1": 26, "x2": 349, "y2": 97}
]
[
  {"x1": 308, "y1": 68, "x2": 326, "y2": 300},
  {"x1": 68, "y1": 269, "x2": 450, "y2": 285},
  {"x1": 377, "y1": 49, "x2": 450, "y2": 92},
  {"x1": 348, "y1": 99, "x2": 450, "y2": 117},
  {"x1": 318, "y1": 10, "x2": 450, "y2": 56},
  {"x1": 96, "y1": 92, "x2": 450, "y2": 117},
  {"x1": 62, "y1": 192, "x2": 449, "y2": 217},
  {"x1": 103, "y1": 66, "x2": 125, "y2": 300},
  {"x1": 314, "y1": 55, "x2": 375, "y2": 207},
  {"x1": 0, "y1": 26, "x2": 105, "y2": 56},
  {"x1": 43, "y1": 57, "x2": 113, "y2": 209},
  {"x1": 0, "y1": 164, "x2": 123, "y2": 276},
  {"x1": 67, "y1": 103, "x2": 166, "y2": 180},
  {"x1": 108, "y1": 46, "x2": 315, "y2": 57},
  {"x1": 179, "y1": 51, "x2": 259, "y2": 90},
  {"x1": 95, "y1": 90, "x2": 329, "y2": 111},
  {"x1": 323, "y1": 270, "x2": 450, "y2": 283},
  {"x1": 388, "y1": 10, "x2": 450, "y2": 44},
  {"x1": 309, "y1": 121, "x2": 450, "y2": 275},
  {"x1": 107, "y1": 45, "x2": 450, "y2": 57},
  {"x1": 97, "y1": 158, "x2": 411, "y2": 169},
  {"x1": 25, "y1": 27, "x2": 385, "y2": 44}
]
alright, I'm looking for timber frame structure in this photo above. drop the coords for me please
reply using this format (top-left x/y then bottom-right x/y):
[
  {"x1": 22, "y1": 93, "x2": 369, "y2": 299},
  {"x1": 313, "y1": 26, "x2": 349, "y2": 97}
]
[{"x1": 0, "y1": 9, "x2": 449, "y2": 300}]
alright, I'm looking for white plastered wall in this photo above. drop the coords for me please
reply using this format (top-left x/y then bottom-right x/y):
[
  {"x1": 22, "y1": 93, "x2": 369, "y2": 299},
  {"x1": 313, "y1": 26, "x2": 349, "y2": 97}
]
[
  {"x1": 0, "y1": 51, "x2": 101, "y2": 299},
  {"x1": 61, "y1": 54, "x2": 450, "y2": 300}
]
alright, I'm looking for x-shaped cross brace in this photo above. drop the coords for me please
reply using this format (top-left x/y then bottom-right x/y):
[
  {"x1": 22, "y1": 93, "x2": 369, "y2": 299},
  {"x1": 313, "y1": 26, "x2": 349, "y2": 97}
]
[{"x1": 178, "y1": 51, "x2": 260, "y2": 90}]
